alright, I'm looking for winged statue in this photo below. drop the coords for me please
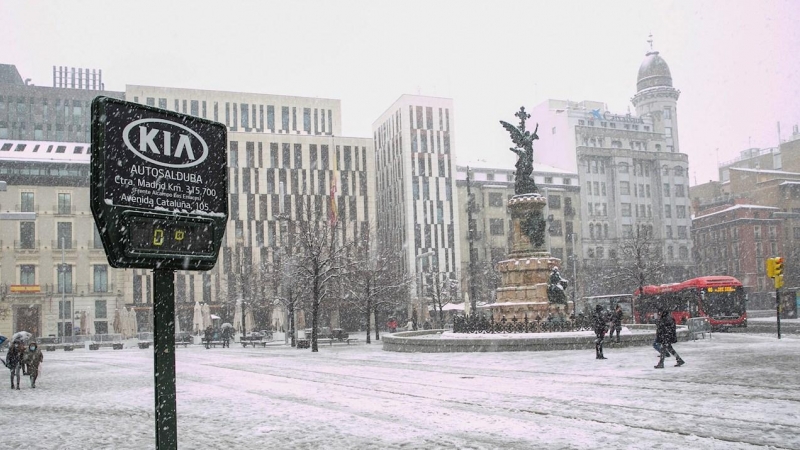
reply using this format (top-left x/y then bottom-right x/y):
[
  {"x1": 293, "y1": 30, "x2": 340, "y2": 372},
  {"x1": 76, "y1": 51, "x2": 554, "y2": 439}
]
[{"x1": 500, "y1": 107, "x2": 539, "y2": 195}]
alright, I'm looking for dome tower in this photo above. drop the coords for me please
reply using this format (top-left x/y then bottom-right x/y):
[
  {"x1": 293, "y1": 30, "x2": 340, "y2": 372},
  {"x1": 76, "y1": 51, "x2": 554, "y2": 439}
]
[{"x1": 631, "y1": 35, "x2": 681, "y2": 153}]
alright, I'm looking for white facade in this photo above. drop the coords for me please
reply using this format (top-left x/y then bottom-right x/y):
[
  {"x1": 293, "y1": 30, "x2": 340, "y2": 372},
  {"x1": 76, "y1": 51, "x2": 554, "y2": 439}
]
[{"x1": 372, "y1": 95, "x2": 462, "y2": 314}]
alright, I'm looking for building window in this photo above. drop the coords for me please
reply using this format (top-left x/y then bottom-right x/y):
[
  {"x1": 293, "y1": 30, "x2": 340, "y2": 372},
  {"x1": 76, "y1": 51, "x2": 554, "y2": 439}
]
[
  {"x1": 20, "y1": 265, "x2": 35, "y2": 285},
  {"x1": 678, "y1": 246, "x2": 688, "y2": 259},
  {"x1": 489, "y1": 219, "x2": 505, "y2": 236},
  {"x1": 620, "y1": 181, "x2": 630, "y2": 195},
  {"x1": 548, "y1": 195, "x2": 561, "y2": 209},
  {"x1": 57, "y1": 222, "x2": 72, "y2": 249},
  {"x1": 664, "y1": 107, "x2": 672, "y2": 119},
  {"x1": 57, "y1": 193, "x2": 71, "y2": 214},
  {"x1": 621, "y1": 203, "x2": 631, "y2": 217},
  {"x1": 95, "y1": 300, "x2": 108, "y2": 319},
  {"x1": 618, "y1": 162, "x2": 629, "y2": 173},
  {"x1": 664, "y1": 205, "x2": 672, "y2": 218},
  {"x1": 20, "y1": 192, "x2": 35, "y2": 212},
  {"x1": 768, "y1": 226, "x2": 777, "y2": 239},
  {"x1": 665, "y1": 225, "x2": 673, "y2": 239},
  {"x1": 675, "y1": 205, "x2": 685, "y2": 219},
  {"x1": 622, "y1": 225, "x2": 633, "y2": 237},
  {"x1": 754, "y1": 225, "x2": 761, "y2": 240},
  {"x1": 488, "y1": 193, "x2": 504, "y2": 207},
  {"x1": 20, "y1": 222, "x2": 35, "y2": 248},
  {"x1": 678, "y1": 226, "x2": 688, "y2": 239},
  {"x1": 281, "y1": 106, "x2": 290, "y2": 130},
  {"x1": 665, "y1": 127, "x2": 672, "y2": 137},
  {"x1": 93, "y1": 265, "x2": 108, "y2": 293},
  {"x1": 549, "y1": 220, "x2": 563, "y2": 236},
  {"x1": 674, "y1": 184, "x2": 685, "y2": 197},
  {"x1": 58, "y1": 264, "x2": 73, "y2": 293}
]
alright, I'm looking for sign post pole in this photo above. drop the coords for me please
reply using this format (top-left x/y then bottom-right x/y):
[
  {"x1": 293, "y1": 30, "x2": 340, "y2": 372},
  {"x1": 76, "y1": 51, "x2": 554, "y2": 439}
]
[{"x1": 153, "y1": 268, "x2": 177, "y2": 449}]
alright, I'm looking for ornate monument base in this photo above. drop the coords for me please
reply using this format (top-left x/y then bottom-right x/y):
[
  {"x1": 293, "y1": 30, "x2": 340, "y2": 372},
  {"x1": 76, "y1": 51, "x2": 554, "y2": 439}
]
[{"x1": 484, "y1": 193, "x2": 572, "y2": 321}]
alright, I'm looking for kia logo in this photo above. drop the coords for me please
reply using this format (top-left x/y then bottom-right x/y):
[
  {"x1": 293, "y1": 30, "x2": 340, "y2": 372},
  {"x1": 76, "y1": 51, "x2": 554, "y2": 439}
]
[{"x1": 122, "y1": 118, "x2": 209, "y2": 168}]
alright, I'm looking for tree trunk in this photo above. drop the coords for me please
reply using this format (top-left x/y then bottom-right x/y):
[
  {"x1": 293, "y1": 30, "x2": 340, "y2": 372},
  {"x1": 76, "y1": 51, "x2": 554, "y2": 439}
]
[
  {"x1": 374, "y1": 306, "x2": 380, "y2": 341},
  {"x1": 311, "y1": 266, "x2": 320, "y2": 352},
  {"x1": 365, "y1": 295, "x2": 372, "y2": 344}
]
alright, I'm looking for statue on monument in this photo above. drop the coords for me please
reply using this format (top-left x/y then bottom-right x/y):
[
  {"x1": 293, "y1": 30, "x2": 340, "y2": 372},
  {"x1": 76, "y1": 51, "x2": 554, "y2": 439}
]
[
  {"x1": 500, "y1": 106, "x2": 539, "y2": 195},
  {"x1": 547, "y1": 267, "x2": 569, "y2": 304}
]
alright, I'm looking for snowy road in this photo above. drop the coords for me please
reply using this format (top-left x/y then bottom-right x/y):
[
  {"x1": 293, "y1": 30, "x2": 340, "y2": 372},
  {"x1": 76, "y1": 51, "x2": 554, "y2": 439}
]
[{"x1": 2, "y1": 333, "x2": 799, "y2": 449}]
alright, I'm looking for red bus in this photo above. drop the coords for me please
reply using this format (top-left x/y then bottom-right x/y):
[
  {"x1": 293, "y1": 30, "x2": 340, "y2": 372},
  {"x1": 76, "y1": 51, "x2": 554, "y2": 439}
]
[{"x1": 633, "y1": 276, "x2": 747, "y2": 329}]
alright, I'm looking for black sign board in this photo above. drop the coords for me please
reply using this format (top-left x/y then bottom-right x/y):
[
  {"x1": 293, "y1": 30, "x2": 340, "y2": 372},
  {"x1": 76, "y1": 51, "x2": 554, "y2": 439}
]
[{"x1": 90, "y1": 96, "x2": 228, "y2": 270}]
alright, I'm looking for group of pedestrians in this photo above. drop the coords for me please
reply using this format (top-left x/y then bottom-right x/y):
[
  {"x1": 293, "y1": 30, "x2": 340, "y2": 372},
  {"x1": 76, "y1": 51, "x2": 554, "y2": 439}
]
[
  {"x1": 4, "y1": 339, "x2": 44, "y2": 389},
  {"x1": 203, "y1": 326, "x2": 232, "y2": 349},
  {"x1": 592, "y1": 303, "x2": 686, "y2": 369}
]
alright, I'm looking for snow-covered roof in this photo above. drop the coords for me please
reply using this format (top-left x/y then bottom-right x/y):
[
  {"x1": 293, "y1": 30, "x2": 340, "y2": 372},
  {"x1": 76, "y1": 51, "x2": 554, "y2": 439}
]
[
  {"x1": 0, "y1": 139, "x2": 91, "y2": 164},
  {"x1": 695, "y1": 204, "x2": 779, "y2": 220},
  {"x1": 779, "y1": 181, "x2": 800, "y2": 186},
  {"x1": 729, "y1": 167, "x2": 800, "y2": 176}
]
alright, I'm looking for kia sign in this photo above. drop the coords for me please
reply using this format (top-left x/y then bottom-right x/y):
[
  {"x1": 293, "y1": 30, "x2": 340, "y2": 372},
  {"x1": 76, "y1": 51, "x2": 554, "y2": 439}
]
[{"x1": 90, "y1": 96, "x2": 228, "y2": 270}]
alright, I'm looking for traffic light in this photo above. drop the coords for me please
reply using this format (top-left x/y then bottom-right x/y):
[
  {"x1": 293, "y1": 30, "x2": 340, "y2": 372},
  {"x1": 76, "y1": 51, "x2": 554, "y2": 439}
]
[
  {"x1": 766, "y1": 258, "x2": 776, "y2": 278},
  {"x1": 775, "y1": 274, "x2": 784, "y2": 289},
  {"x1": 774, "y1": 257, "x2": 784, "y2": 277}
]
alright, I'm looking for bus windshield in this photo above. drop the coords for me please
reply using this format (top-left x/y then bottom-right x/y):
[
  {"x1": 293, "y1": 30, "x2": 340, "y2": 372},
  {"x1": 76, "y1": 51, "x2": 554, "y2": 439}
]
[{"x1": 701, "y1": 288, "x2": 746, "y2": 317}]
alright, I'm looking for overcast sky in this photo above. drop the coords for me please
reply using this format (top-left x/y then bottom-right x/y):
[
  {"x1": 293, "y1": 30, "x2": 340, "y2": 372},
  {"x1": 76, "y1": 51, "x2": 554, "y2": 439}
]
[{"x1": 3, "y1": 0, "x2": 799, "y2": 185}]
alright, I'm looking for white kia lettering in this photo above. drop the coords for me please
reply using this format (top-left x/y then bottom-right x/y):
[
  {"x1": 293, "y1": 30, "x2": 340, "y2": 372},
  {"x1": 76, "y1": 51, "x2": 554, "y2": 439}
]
[
  {"x1": 123, "y1": 118, "x2": 209, "y2": 169},
  {"x1": 140, "y1": 126, "x2": 160, "y2": 154}
]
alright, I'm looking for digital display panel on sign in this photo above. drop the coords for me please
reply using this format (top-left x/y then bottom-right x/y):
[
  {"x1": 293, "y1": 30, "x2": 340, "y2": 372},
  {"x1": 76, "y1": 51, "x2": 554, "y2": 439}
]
[{"x1": 90, "y1": 97, "x2": 228, "y2": 270}]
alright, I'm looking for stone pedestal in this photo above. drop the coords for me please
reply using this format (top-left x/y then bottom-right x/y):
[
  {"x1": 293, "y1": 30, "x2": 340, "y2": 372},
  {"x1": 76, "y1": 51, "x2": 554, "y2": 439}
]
[{"x1": 484, "y1": 193, "x2": 571, "y2": 321}]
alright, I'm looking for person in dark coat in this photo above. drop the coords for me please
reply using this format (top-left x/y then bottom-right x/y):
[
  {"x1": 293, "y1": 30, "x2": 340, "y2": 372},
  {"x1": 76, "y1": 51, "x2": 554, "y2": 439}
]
[
  {"x1": 204, "y1": 326, "x2": 214, "y2": 349},
  {"x1": 221, "y1": 327, "x2": 232, "y2": 348},
  {"x1": 654, "y1": 309, "x2": 685, "y2": 368},
  {"x1": 593, "y1": 304, "x2": 608, "y2": 360},
  {"x1": 22, "y1": 342, "x2": 43, "y2": 388},
  {"x1": 608, "y1": 304, "x2": 624, "y2": 343},
  {"x1": 6, "y1": 339, "x2": 25, "y2": 390}
]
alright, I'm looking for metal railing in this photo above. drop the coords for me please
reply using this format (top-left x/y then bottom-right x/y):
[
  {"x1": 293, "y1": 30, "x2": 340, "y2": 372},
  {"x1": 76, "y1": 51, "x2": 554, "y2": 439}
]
[
  {"x1": 53, "y1": 205, "x2": 75, "y2": 215},
  {"x1": 453, "y1": 313, "x2": 595, "y2": 334},
  {"x1": 14, "y1": 239, "x2": 40, "y2": 250},
  {"x1": 52, "y1": 240, "x2": 78, "y2": 250},
  {"x1": 14, "y1": 204, "x2": 39, "y2": 213}
]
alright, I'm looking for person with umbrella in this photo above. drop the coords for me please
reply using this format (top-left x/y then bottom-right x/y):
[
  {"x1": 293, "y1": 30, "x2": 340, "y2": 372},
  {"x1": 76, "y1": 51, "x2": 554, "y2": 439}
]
[
  {"x1": 220, "y1": 323, "x2": 233, "y2": 348},
  {"x1": 6, "y1": 339, "x2": 25, "y2": 390}
]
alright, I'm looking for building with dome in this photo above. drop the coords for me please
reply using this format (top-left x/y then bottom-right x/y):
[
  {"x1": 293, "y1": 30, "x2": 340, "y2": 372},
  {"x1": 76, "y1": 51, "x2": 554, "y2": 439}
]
[{"x1": 530, "y1": 42, "x2": 694, "y2": 298}]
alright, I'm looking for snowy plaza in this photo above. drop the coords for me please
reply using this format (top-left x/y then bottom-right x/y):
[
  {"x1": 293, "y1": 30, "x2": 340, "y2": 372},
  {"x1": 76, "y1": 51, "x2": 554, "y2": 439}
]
[{"x1": 2, "y1": 331, "x2": 800, "y2": 449}]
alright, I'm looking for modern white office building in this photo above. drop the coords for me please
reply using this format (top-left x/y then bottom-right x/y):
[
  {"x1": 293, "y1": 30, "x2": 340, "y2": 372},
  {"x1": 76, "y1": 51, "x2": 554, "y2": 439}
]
[{"x1": 372, "y1": 95, "x2": 461, "y2": 320}]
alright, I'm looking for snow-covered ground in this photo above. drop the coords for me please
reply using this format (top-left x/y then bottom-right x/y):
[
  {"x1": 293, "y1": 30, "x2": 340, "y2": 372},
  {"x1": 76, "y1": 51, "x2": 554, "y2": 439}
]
[{"x1": 3, "y1": 333, "x2": 799, "y2": 449}]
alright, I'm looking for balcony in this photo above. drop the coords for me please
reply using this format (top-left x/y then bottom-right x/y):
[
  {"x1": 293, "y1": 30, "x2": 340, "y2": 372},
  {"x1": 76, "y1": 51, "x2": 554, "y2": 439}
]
[
  {"x1": 14, "y1": 204, "x2": 39, "y2": 213},
  {"x1": 14, "y1": 240, "x2": 40, "y2": 251},
  {"x1": 52, "y1": 240, "x2": 78, "y2": 251},
  {"x1": 54, "y1": 205, "x2": 76, "y2": 215}
]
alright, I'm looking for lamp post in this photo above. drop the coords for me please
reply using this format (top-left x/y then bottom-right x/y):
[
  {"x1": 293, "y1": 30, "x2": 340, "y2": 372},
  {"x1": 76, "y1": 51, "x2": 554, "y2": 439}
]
[
  {"x1": 570, "y1": 232, "x2": 578, "y2": 316},
  {"x1": 415, "y1": 251, "x2": 435, "y2": 323}
]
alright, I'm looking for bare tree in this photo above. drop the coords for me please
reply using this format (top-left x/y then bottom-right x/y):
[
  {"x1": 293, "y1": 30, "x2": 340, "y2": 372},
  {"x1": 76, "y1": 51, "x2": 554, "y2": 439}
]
[
  {"x1": 425, "y1": 269, "x2": 459, "y2": 328},
  {"x1": 609, "y1": 226, "x2": 666, "y2": 319},
  {"x1": 344, "y1": 242, "x2": 412, "y2": 343},
  {"x1": 291, "y1": 200, "x2": 356, "y2": 352}
]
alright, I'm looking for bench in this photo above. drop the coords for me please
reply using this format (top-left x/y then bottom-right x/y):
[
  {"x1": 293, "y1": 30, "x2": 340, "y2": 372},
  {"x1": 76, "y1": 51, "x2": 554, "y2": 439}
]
[
  {"x1": 202, "y1": 339, "x2": 227, "y2": 348},
  {"x1": 309, "y1": 337, "x2": 360, "y2": 346},
  {"x1": 240, "y1": 340, "x2": 268, "y2": 348},
  {"x1": 137, "y1": 342, "x2": 152, "y2": 349},
  {"x1": 296, "y1": 339, "x2": 310, "y2": 349}
]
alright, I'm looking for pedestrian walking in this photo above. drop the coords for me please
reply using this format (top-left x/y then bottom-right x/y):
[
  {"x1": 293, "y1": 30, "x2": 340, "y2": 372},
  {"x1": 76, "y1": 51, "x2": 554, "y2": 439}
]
[
  {"x1": 654, "y1": 309, "x2": 685, "y2": 369},
  {"x1": 593, "y1": 304, "x2": 608, "y2": 360},
  {"x1": 221, "y1": 327, "x2": 231, "y2": 348},
  {"x1": 608, "y1": 304, "x2": 624, "y2": 343},
  {"x1": 22, "y1": 342, "x2": 43, "y2": 388},
  {"x1": 204, "y1": 326, "x2": 213, "y2": 349},
  {"x1": 387, "y1": 319, "x2": 397, "y2": 333},
  {"x1": 6, "y1": 339, "x2": 25, "y2": 390}
]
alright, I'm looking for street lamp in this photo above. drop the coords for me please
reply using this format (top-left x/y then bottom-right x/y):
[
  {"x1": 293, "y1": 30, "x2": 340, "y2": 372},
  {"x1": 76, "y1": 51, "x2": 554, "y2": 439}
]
[{"x1": 415, "y1": 251, "x2": 435, "y2": 324}]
